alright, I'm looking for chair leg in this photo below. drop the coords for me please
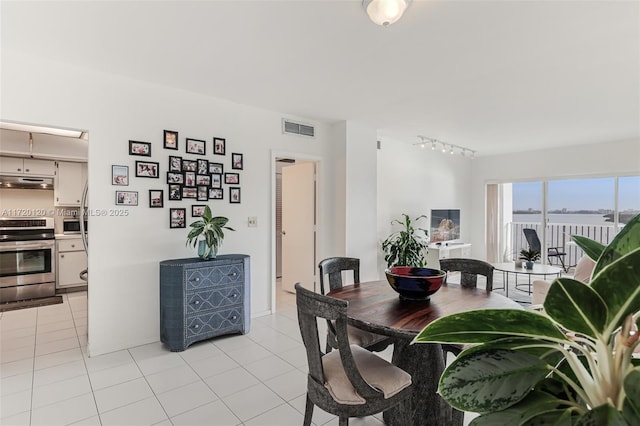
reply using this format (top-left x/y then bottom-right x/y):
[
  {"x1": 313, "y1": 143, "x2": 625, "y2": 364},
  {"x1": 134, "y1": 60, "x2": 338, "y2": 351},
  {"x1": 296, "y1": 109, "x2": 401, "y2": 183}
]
[
  {"x1": 303, "y1": 395, "x2": 314, "y2": 426},
  {"x1": 338, "y1": 416, "x2": 349, "y2": 426}
]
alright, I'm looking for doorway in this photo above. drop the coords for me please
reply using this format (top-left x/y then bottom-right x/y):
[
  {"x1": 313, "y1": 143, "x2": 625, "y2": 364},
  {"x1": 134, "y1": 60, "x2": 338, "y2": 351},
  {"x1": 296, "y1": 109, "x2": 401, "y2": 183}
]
[{"x1": 272, "y1": 154, "x2": 319, "y2": 312}]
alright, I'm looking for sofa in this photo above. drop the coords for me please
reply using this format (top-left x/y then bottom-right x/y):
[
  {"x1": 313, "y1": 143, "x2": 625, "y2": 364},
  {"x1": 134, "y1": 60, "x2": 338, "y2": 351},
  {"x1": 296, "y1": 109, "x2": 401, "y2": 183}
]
[{"x1": 531, "y1": 255, "x2": 596, "y2": 305}]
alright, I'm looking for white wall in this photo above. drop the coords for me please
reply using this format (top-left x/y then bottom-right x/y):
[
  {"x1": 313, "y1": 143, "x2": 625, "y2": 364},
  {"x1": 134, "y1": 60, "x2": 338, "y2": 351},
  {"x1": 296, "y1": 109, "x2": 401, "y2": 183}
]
[
  {"x1": 470, "y1": 139, "x2": 640, "y2": 260},
  {"x1": 376, "y1": 139, "x2": 474, "y2": 275},
  {"x1": 1, "y1": 51, "x2": 344, "y2": 356}
]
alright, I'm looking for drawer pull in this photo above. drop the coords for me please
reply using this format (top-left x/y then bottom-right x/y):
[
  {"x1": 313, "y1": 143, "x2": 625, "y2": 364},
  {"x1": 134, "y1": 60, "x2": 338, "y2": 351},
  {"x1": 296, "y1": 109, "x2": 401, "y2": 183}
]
[
  {"x1": 231, "y1": 315, "x2": 238, "y2": 320},
  {"x1": 231, "y1": 293, "x2": 238, "y2": 298},
  {"x1": 191, "y1": 277, "x2": 200, "y2": 282},
  {"x1": 194, "y1": 324, "x2": 199, "y2": 329},
  {"x1": 194, "y1": 300, "x2": 200, "y2": 305},
  {"x1": 228, "y1": 272, "x2": 238, "y2": 277}
]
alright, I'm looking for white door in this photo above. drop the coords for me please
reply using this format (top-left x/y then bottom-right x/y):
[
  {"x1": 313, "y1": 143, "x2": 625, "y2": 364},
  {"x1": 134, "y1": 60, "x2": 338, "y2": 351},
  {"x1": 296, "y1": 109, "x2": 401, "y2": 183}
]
[{"x1": 281, "y1": 162, "x2": 316, "y2": 293}]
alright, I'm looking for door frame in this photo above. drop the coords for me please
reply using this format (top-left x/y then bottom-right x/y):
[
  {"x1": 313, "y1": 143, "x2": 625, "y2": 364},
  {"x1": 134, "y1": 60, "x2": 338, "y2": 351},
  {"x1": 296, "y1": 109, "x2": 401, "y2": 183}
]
[{"x1": 271, "y1": 150, "x2": 321, "y2": 313}]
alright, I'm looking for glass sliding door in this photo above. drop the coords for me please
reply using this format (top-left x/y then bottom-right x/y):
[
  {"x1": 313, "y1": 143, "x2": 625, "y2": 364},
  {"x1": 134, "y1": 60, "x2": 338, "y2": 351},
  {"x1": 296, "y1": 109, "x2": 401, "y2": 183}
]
[
  {"x1": 618, "y1": 176, "x2": 640, "y2": 224},
  {"x1": 511, "y1": 181, "x2": 544, "y2": 263}
]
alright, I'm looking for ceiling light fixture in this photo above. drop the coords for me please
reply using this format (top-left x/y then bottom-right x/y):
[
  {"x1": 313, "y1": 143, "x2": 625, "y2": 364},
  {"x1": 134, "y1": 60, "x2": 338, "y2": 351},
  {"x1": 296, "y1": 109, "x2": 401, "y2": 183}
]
[
  {"x1": 0, "y1": 120, "x2": 87, "y2": 139},
  {"x1": 413, "y1": 135, "x2": 477, "y2": 159},
  {"x1": 362, "y1": 0, "x2": 412, "y2": 27}
]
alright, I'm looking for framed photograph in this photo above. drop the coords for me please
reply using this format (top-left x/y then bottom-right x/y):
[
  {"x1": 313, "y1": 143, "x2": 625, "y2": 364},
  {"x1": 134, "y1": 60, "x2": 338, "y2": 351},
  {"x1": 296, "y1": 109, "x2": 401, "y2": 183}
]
[
  {"x1": 224, "y1": 172, "x2": 240, "y2": 184},
  {"x1": 229, "y1": 187, "x2": 241, "y2": 204},
  {"x1": 186, "y1": 138, "x2": 206, "y2": 155},
  {"x1": 167, "y1": 172, "x2": 184, "y2": 184},
  {"x1": 197, "y1": 186, "x2": 209, "y2": 201},
  {"x1": 164, "y1": 130, "x2": 178, "y2": 150},
  {"x1": 209, "y1": 162, "x2": 223, "y2": 174},
  {"x1": 209, "y1": 188, "x2": 223, "y2": 200},
  {"x1": 182, "y1": 160, "x2": 196, "y2": 172},
  {"x1": 231, "y1": 153, "x2": 243, "y2": 170},
  {"x1": 197, "y1": 159, "x2": 209, "y2": 175},
  {"x1": 213, "y1": 137, "x2": 226, "y2": 155},
  {"x1": 211, "y1": 173, "x2": 222, "y2": 189},
  {"x1": 168, "y1": 156, "x2": 182, "y2": 172},
  {"x1": 192, "y1": 205, "x2": 206, "y2": 217},
  {"x1": 129, "y1": 140, "x2": 151, "y2": 157},
  {"x1": 196, "y1": 174, "x2": 211, "y2": 186},
  {"x1": 184, "y1": 171, "x2": 196, "y2": 187},
  {"x1": 149, "y1": 190, "x2": 164, "y2": 208},
  {"x1": 112, "y1": 165, "x2": 129, "y2": 186},
  {"x1": 115, "y1": 190, "x2": 138, "y2": 206},
  {"x1": 169, "y1": 208, "x2": 186, "y2": 229},
  {"x1": 168, "y1": 184, "x2": 182, "y2": 200},
  {"x1": 135, "y1": 161, "x2": 159, "y2": 178},
  {"x1": 182, "y1": 186, "x2": 197, "y2": 199}
]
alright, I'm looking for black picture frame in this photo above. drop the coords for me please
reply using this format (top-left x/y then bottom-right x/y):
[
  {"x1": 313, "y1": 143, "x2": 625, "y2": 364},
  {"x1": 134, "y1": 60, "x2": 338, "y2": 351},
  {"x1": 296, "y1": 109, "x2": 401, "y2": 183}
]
[
  {"x1": 115, "y1": 190, "x2": 138, "y2": 206},
  {"x1": 184, "y1": 171, "x2": 196, "y2": 187},
  {"x1": 135, "y1": 161, "x2": 160, "y2": 178},
  {"x1": 167, "y1": 172, "x2": 184, "y2": 184},
  {"x1": 164, "y1": 130, "x2": 178, "y2": 150},
  {"x1": 129, "y1": 140, "x2": 151, "y2": 157},
  {"x1": 112, "y1": 165, "x2": 129, "y2": 186},
  {"x1": 169, "y1": 208, "x2": 186, "y2": 229},
  {"x1": 197, "y1": 186, "x2": 209, "y2": 201},
  {"x1": 168, "y1": 156, "x2": 182, "y2": 172},
  {"x1": 231, "y1": 153, "x2": 243, "y2": 170},
  {"x1": 186, "y1": 138, "x2": 206, "y2": 155},
  {"x1": 197, "y1": 159, "x2": 209, "y2": 175},
  {"x1": 209, "y1": 162, "x2": 223, "y2": 174},
  {"x1": 229, "y1": 187, "x2": 241, "y2": 204},
  {"x1": 213, "y1": 137, "x2": 226, "y2": 155},
  {"x1": 192, "y1": 205, "x2": 206, "y2": 217},
  {"x1": 149, "y1": 190, "x2": 164, "y2": 208},
  {"x1": 196, "y1": 174, "x2": 211, "y2": 186},
  {"x1": 224, "y1": 172, "x2": 240, "y2": 185},
  {"x1": 211, "y1": 173, "x2": 222, "y2": 189},
  {"x1": 182, "y1": 187, "x2": 197, "y2": 199},
  {"x1": 209, "y1": 188, "x2": 223, "y2": 200},
  {"x1": 182, "y1": 160, "x2": 197, "y2": 172},
  {"x1": 168, "y1": 184, "x2": 182, "y2": 200}
]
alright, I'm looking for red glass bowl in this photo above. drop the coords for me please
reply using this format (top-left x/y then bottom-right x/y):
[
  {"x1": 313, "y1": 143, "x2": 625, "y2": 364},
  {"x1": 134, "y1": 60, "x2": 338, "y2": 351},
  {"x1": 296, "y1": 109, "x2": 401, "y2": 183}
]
[{"x1": 385, "y1": 266, "x2": 447, "y2": 301}]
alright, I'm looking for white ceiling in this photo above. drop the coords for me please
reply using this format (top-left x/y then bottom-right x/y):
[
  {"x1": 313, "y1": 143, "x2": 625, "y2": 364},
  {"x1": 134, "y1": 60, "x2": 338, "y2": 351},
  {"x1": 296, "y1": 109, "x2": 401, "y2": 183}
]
[{"x1": 2, "y1": 0, "x2": 639, "y2": 155}]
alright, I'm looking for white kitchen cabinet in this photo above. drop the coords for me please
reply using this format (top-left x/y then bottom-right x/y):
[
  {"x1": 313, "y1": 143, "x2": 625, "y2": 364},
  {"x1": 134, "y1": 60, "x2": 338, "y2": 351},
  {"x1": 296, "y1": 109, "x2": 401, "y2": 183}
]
[
  {"x1": 54, "y1": 161, "x2": 87, "y2": 206},
  {"x1": 426, "y1": 243, "x2": 472, "y2": 269},
  {"x1": 0, "y1": 156, "x2": 56, "y2": 176},
  {"x1": 57, "y1": 238, "x2": 87, "y2": 289}
]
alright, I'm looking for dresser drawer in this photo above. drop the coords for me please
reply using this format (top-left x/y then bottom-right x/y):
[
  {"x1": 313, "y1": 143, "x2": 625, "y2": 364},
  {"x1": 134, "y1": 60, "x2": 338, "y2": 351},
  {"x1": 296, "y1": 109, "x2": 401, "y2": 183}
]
[
  {"x1": 185, "y1": 306, "x2": 244, "y2": 340},
  {"x1": 185, "y1": 285, "x2": 243, "y2": 315},
  {"x1": 185, "y1": 263, "x2": 243, "y2": 291}
]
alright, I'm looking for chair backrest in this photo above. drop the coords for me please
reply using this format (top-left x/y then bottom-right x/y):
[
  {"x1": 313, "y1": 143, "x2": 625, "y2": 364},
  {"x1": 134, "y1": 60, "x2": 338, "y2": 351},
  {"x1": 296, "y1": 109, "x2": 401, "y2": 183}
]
[
  {"x1": 294, "y1": 283, "x2": 383, "y2": 401},
  {"x1": 439, "y1": 258, "x2": 494, "y2": 291},
  {"x1": 318, "y1": 257, "x2": 360, "y2": 295},
  {"x1": 523, "y1": 228, "x2": 542, "y2": 253}
]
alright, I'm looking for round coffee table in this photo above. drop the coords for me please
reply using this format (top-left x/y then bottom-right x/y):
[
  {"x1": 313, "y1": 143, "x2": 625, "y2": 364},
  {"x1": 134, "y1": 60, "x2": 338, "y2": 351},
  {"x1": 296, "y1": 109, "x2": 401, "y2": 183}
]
[{"x1": 492, "y1": 262, "x2": 563, "y2": 296}]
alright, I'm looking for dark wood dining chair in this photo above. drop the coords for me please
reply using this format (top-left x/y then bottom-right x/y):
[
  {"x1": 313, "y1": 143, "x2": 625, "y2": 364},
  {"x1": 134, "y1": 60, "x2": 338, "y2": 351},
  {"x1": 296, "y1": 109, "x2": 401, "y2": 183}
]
[
  {"x1": 295, "y1": 283, "x2": 413, "y2": 426},
  {"x1": 523, "y1": 228, "x2": 568, "y2": 271},
  {"x1": 439, "y1": 258, "x2": 495, "y2": 291},
  {"x1": 318, "y1": 257, "x2": 393, "y2": 353}
]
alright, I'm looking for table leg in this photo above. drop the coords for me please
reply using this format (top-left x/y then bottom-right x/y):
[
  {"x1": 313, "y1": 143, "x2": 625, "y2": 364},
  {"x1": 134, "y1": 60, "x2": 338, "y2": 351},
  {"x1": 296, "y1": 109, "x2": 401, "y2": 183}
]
[{"x1": 383, "y1": 340, "x2": 462, "y2": 426}]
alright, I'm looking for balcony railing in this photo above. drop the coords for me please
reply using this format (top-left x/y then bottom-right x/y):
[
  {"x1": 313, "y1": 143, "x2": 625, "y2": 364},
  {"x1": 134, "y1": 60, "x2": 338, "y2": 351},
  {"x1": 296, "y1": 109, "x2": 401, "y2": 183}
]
[{"x1": 509, "y1": 222, "x2": 621, "y2": 270}]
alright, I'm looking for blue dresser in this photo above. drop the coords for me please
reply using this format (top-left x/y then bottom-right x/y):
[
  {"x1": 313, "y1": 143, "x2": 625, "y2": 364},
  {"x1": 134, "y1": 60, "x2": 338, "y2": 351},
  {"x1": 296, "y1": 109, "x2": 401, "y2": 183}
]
[{"x1": 160, "y1": 254, "x2": 250, "y2": 351}]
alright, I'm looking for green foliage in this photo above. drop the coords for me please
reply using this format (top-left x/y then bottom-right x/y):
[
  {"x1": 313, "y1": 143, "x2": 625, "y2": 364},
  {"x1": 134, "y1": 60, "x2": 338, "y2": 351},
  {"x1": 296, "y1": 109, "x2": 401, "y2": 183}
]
[
  {"x1": 381, "y1": 214, "x2": 429, "y2": 267},
  {"x1": 186, "y1": 205, "x2": 234, "y2": 259},
  {"x1": 520, "y1": 249, "x2": 541, "y2": 262},
  {"x1": 414, "y1": 213, "x2": 640, "y2": 425}
]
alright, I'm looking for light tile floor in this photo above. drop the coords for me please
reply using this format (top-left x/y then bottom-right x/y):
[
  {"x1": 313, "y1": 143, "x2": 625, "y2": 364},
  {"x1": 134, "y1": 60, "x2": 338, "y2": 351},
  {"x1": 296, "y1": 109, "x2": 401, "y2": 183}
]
[{"x1": 0, "y1": 276, "x2": 529, "y2": 426}]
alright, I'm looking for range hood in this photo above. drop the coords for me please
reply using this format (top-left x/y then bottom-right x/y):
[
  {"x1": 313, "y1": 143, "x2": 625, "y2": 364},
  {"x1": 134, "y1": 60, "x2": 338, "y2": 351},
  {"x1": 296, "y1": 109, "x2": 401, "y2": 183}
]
[{"x1": 0, "y1": 175, "x2": 54, "y2": 189}]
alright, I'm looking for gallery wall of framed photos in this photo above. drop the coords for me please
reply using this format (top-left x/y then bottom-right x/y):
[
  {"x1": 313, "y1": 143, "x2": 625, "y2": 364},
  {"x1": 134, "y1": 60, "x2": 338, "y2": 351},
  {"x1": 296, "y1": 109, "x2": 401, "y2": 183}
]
[{"x1": 111, "y1": 129, "x2": 244, "y2": 228}]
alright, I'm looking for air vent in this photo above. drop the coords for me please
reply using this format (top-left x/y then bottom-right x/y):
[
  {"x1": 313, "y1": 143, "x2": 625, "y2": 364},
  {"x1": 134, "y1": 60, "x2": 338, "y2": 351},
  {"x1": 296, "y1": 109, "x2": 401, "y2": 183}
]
[{"x1": 282, "y1": 119, "x2": 315, "y2": 138}]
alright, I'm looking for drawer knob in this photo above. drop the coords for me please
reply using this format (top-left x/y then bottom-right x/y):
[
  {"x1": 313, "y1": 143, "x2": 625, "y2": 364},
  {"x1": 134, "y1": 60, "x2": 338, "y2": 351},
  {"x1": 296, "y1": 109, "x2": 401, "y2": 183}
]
[
  {"x1": 231, "y1": 315, "x2": 237, "y2": 320},
  {"x1": 194, "y1": 300, "x2": 200, "y2": 305},
  {"x1": 231, "y1": 293, "x2": 237, "y2": 298},
  {"x1": 194, "y1": 324, "x2": 199, "y2": 329},
  {"x1": 191, "y1": 277, "x2": 200, "y2": 282},
  {"x1": 71, "y1": 244, "x2": 75, "y2": 248},
  {"x1": 228, "y1": 273, "x2": 237, "y2": 277}
]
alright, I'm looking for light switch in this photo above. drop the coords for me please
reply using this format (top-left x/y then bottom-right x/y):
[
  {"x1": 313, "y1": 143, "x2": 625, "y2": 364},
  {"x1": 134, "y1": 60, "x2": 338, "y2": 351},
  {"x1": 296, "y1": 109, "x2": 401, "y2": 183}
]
[{"x1": 248, "y1": 216, "x2": 257, "y2": 227}]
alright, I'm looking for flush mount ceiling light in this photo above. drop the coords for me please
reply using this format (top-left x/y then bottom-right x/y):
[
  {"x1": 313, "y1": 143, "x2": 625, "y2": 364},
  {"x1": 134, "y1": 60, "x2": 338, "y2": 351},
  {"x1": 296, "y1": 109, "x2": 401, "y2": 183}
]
[
  {"x1": 0, "y1": 120, "x2": 88, "y2": 140},
  {"x1": 362, "y1": 0, "x2": 412, "y2": 27}
]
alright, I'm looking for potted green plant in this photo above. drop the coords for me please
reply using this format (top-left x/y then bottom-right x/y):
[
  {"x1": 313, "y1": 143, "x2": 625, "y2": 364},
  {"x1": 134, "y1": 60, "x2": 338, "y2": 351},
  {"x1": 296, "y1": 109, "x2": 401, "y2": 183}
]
[
  {"x1": 519, "y1": 248, "x2": 541, "y2": 269},
  {"x1": 186, "y1": 205, "x2": 234, "y2": 259},
  {"x1": 382, "y1": 214, "x2": 429, "y2": 267},
  {"x1": 414, "y1": 214, "x2": 640, "y2": 425}
]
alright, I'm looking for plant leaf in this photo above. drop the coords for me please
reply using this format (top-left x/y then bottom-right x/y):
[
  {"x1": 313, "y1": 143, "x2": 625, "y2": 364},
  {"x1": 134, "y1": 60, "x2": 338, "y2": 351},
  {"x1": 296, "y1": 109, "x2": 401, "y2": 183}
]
[
  {"x1": 544, "y1": 277, "x2": 608, "y2": 338},
  {"x1": 413, "y1": 309, "x2": 568, "y2": 344},
  {"x1": 523, "y1": 409, "x2": 575, "y2": 426},
  {"x1": 622, "y1": 368, "x2": 640, "y2": 425},
  {"x1": 571, "y1": 235, "x2": 604, "y2": 262},
  {"x1": 439, "y1": 348, "x2": 549, "y2": 413},
  {"x1": 575, "y1": 404, "x2": 628, "y2": 426},
  {"x1": 593, "y1": 213, "x2": 640, "y2": 276},
  {"x1": 589, "y1": 248, "x2": 640, "y2": 329},
  {"x1": 468, "y1": 391, "x2": 570, "y2": 426}
]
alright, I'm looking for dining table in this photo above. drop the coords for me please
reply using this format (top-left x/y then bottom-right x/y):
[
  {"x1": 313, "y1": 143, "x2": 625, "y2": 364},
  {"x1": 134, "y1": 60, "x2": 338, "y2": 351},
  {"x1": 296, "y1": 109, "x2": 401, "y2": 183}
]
[{"x1": 328, "y1": 279, "x2": 522, "y2": 426}]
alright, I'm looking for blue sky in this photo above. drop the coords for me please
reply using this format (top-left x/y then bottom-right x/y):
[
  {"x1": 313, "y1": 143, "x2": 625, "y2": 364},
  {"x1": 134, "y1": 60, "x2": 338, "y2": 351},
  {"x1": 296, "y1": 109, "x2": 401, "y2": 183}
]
[{"x1": 513, "y1": 176, "x2": 640, "y2": 211}]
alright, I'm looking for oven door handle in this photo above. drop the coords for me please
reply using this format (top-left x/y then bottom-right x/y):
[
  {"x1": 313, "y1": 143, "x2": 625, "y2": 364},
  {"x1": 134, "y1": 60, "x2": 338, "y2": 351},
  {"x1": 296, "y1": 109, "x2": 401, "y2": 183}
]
[{"x1": 0, "y1": 242, "x2": 54, "y2": 251}]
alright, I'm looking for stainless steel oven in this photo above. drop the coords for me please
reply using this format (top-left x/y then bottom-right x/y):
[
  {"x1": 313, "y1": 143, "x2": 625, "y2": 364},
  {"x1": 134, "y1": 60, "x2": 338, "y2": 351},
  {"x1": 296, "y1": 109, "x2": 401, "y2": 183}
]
[{"x1": 0, "y1": 217, "x2": 56, "y2": 303}]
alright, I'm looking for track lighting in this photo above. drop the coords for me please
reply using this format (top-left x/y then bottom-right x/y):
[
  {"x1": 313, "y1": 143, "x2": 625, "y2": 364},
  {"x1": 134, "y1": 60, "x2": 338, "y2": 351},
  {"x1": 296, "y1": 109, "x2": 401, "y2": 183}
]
[{"x1": 413, "y1": 135, "x2": 477, "y2": 158}]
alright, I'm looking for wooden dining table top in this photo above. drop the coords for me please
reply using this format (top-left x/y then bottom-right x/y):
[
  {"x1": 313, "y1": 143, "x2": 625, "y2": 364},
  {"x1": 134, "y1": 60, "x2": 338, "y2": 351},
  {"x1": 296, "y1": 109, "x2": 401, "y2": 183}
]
[{"x1": 327, "y1": 279, "x2": 522, "y2": 340}]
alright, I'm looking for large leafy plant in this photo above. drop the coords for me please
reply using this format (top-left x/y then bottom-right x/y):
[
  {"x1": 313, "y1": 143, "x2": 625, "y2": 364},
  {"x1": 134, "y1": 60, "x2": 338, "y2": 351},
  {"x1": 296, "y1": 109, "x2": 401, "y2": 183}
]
[
  {"x1": 186, "y1": 205, "x2": 234, "y2": 259},
  {"x1": 382, "y1": 213, "x2": 429, "y2": 267},
  {"x1": 414, "y1": 213, "x2": 640, "y2": 425}
]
